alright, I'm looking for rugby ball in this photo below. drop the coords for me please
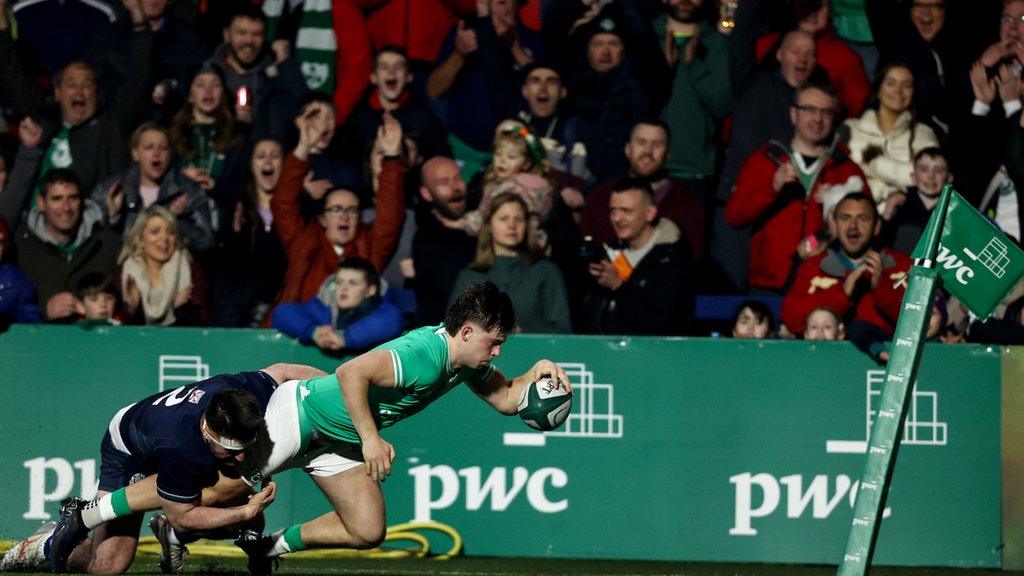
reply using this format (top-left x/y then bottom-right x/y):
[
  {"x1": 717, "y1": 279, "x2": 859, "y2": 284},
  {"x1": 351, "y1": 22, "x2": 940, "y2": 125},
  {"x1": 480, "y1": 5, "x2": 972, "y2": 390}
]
[{"x1": 517, "y1": 377, "x2": 572, "y2": 431}]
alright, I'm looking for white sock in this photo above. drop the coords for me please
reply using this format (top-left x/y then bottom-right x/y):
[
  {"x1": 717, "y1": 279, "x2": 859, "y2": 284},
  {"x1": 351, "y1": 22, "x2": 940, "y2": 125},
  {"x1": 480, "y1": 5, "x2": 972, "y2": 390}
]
[
  {"x1": 80, "y1": 497, "x2": 116, "y2": 529},
  {"x1": 266, "y1": 530, "x2": 292, "y2": 558}
]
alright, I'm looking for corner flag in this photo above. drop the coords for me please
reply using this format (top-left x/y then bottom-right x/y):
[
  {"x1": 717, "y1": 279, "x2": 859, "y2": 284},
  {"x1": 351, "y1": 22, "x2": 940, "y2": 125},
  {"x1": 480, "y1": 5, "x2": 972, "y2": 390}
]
[
  {"x1": 910, "y1": 190, "x2": 1024, "y2": 319},
  {"x1": 838, "y1": 185, "x2": 1024, "y2": 576}
]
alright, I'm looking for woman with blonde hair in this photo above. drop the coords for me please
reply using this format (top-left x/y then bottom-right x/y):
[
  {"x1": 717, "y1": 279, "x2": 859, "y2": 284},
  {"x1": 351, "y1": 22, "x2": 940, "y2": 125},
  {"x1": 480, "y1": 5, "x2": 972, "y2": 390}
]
[
  {"x1": 116, "y1": 206, "x2": 210, "y2": 326},
  {"x1": 450, "y1": 192, "x2": 570, "y2": 333}
]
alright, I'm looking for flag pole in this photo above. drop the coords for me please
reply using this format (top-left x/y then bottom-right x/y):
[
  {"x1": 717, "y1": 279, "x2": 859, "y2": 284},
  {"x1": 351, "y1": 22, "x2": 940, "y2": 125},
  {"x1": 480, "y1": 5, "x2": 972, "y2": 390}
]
[{"x1": 836, "y1": 185, "x2": 952, "y2": 576}]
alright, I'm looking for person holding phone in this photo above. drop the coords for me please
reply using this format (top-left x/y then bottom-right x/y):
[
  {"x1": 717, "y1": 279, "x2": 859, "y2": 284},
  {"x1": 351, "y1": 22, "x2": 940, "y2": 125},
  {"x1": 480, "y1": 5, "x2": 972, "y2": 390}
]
[{"x1": 580, "y1": 177, "x2": 695, "y2": 335}]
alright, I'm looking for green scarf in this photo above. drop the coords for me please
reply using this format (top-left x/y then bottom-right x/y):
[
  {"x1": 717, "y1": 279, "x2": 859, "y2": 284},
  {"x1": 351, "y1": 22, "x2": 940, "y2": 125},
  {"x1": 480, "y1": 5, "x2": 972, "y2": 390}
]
[{"x1": 264, "y1": 0, "x2": 336, "y2": 93}]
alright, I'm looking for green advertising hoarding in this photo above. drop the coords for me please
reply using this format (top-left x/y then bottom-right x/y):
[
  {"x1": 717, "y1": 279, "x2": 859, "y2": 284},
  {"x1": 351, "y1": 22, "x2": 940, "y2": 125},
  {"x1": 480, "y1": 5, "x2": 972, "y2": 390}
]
[{"x1": 0, "y1": 326, "x2": 1004, "y2": 567}]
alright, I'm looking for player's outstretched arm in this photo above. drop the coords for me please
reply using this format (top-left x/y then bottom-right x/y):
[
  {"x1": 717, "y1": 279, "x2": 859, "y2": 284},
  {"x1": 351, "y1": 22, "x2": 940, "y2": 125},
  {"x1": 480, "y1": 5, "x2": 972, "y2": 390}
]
[
  {"x1": 163, "y1": 481, "x2": 277, "y2": 533},
  {"x1": 261, "y1": 363, "x2": 328, "y2": 384},
  {"x1": 469, "y1": 360, "x2": 571, "y2": 415},
  {"x1": 337, "y1": 350, "x2": 398, "y2": 482}
]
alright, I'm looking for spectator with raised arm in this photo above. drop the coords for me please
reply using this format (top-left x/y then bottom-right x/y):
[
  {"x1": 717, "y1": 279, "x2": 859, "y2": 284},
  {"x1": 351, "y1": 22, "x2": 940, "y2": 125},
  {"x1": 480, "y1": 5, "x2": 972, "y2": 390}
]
[
  {"x1": 271, "y1": 104, "x2": 405, "y2": 308},
  {"x1": 427, "y1": 0, "x2": 540, "y2": 155},
  {"x1": 0, "y1": 0, "x2": 154, "y2": 196}
]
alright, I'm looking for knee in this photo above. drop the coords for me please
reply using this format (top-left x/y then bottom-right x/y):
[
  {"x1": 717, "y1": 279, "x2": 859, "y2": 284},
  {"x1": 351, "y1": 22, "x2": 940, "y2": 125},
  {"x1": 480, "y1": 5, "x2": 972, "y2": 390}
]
[{"x1": 348, "y1": 524, "x2": 386, "y2": 550}]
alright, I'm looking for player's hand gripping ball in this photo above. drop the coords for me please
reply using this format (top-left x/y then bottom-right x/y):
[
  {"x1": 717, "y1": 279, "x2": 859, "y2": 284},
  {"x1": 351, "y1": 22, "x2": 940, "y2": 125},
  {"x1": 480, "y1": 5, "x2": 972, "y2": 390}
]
[{"x1": 517, "y1": 377, "x2": 572, "y2": 431}]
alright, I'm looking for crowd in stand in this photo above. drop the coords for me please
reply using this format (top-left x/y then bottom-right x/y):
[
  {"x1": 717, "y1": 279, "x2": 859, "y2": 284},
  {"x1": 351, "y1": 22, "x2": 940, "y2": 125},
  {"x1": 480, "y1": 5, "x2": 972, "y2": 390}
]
[{"x1": 1, "y1": 0, "x2": 1023, "y2": 360}]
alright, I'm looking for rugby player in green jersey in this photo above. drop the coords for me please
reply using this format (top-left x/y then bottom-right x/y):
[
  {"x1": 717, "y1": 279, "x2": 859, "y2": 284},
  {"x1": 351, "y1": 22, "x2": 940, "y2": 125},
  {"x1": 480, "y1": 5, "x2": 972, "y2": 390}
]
[{"x1": 225, "y1": 281, "x2": 570, "y2": 573}]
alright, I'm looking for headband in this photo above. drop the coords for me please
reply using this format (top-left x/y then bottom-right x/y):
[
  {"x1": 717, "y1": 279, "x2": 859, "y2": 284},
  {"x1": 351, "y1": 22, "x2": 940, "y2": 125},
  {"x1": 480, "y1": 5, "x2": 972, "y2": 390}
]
[{"x1": 202, "y1": 418, "x2": 255, "y2": 451}]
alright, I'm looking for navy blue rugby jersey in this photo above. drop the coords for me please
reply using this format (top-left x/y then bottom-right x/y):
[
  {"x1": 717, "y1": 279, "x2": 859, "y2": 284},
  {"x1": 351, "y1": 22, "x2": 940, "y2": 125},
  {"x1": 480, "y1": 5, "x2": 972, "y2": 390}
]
[{"x1": 113, "y1": 371, "x2": 277, "y2": 503}]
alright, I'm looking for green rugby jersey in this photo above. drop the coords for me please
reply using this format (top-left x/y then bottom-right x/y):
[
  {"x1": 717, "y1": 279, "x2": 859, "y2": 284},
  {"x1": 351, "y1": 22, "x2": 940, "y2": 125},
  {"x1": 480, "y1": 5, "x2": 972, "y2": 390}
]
[{"x1": 299, "y1": 325, "x2": 496, "y2": 443}]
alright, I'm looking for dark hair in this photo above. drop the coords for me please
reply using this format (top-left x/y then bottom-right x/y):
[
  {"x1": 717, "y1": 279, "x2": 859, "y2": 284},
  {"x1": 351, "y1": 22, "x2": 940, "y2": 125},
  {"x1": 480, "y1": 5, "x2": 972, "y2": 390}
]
[
  {"x1": 375, "y1": 45, "x2": 408, "y2": 65},
  {"x1": 41, "y1": 168, "x2": 81, "y2": 196},
  {"x1": 297, "y1": 92, "x2": 334, "y2": 116},
  {"x1": 867, "y1": 62, "x2": 916, "y2": 114},
  {"x1": 520, "y1": 61, "x2": 561, "y2": 84},
  {"x1": 444, "y1": 281, "x2": 516, "y2": 337},
  {"x1": 205, "y1": 388, "x2": 265, "y2": 445},
  {"x1": 732, "y1": 300, "x2": 775, "y2": 332},
  {"x1": 913, "y1": 146, "x2": 948, "y2": 165},
  {"x1": 793, "y1": 0, "x2": 826, "y2": 24},
  {"x1": 834, "y1": 191, "x2": 879, "y2": 221},
  {"x1": 793, "y1": 81, "x2": 838, "y2": 106},
  {"x1": 226, "y1": 3, "x2": 268, "y2": 28},
  {"x1": 611, "y1": 176, "x2": 655, "y2": 203},
  {"x1": 55, "y1": 60, "x2": 95, "y2": 85},
  {"x1": 338, "y1": 257, "x2": 381, "y2": 292},
  {"x1": 631, "y1": 118, "x2": 672, "y2": 145},
  {"x1": 171, "y1": 63, "x2": 238, "y2": 158},
  {"x1": 76, "y1": 272, "x2": 115, "y2": 299}
]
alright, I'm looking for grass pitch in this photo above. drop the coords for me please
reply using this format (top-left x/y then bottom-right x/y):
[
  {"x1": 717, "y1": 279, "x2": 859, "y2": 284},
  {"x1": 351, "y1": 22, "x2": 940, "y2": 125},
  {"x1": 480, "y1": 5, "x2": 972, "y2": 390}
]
[{"x1": 7, "y1": 557, "x2": 1023, "y2": 576}]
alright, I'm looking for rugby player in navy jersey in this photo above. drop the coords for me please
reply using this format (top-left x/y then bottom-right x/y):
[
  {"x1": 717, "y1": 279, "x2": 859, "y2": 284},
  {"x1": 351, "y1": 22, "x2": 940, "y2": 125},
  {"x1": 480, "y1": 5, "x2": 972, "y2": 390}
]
[{"x1": 1, "y1": 363, "x2": 325, "y2": 574}]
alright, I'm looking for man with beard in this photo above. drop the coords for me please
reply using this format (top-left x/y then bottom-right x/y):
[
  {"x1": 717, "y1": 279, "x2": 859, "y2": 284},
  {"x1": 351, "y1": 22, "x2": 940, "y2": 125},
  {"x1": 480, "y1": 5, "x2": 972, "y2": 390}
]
[
  {"x1": 580, "y1": 120, "x2": 705, "y2": 261},
  {"x1": 208, "y1": 4, "x2": 308, "y2": 142},
  {"x1": 782, "y1": 192, "x2": 909, "y2": 359},
  {"x1": 725, "y1": 84, "x2": 867, "y2": 295},
  {"x1": 269, "y1": 100, "x2": 405, "y2": 311},
  {"x1": 3, "y1": 364, "x2": 322, "y2": 574},
  {"x1": 654, "y1": 0, "x2": 733, "y2": 202},
  {"x1": 410, "y1": 156, "x2": 477, "y2": 324},
  {"x1": 0, "y1": 0, "x2": 153, "y2": 197},
  {"x1": 712, "y1": 27, "x2": 820, "y2": 292},
  {"x1": 338, "y1": 46, "x2": 450, "y2": 171}
]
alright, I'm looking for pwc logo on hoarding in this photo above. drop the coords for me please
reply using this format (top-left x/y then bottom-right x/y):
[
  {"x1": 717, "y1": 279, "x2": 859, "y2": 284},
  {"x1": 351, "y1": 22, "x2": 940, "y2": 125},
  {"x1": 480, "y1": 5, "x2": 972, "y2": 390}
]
[
  {"x1": 730, "y1": 370, "x2": 947, "y2": 537},
  {"x1": 409, "y1": 363, "x2": 622, "y2": 520}
]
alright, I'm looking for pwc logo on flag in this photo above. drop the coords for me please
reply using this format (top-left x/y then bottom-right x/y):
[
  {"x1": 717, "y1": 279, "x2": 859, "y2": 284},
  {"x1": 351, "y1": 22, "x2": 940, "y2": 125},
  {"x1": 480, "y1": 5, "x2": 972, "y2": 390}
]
[{"x1": 912, "y1": 189, "x2": 1024, "y2": 320}]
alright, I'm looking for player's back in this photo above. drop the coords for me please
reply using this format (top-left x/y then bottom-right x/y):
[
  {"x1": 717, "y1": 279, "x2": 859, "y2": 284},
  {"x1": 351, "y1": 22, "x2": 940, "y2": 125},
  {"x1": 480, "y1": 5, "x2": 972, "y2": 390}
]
[{"x1": 115, "y1": 371, "x2": 278, "y2": 459}]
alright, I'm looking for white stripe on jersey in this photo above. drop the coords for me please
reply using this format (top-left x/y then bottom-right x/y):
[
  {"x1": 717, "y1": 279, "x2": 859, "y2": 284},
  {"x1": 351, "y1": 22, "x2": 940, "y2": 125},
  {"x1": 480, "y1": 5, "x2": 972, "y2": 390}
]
[
  {"x1": 107, "y1": 404, "x2": 135, "y2": 456},
  {"x1": 389, "y1": 349, "x2": 404, "y2": 388}
]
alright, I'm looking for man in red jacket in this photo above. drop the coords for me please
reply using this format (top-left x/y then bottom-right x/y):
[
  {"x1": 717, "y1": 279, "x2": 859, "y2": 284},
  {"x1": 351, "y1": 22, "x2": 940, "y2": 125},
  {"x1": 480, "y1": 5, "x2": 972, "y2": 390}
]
[
  {"x1": 782, "y1": 192, "x2": 910, "y2": 359},
  {"x1": 271, "y1": 99, "x2": 405, "y2": 308},
  {"x1": 726, "y1": 83, "x2": 866, "y2": 293}
]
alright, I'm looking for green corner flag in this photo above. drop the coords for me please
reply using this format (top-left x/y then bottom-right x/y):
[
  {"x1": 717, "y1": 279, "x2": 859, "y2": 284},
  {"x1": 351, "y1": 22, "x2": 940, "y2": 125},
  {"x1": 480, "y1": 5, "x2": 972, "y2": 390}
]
[
  {"x1": 911, "y1": 189, "x2": 1024, "y2": 319},
  {"x1": 838, "y1": 186, "x2": 1024, "y2": 576}
]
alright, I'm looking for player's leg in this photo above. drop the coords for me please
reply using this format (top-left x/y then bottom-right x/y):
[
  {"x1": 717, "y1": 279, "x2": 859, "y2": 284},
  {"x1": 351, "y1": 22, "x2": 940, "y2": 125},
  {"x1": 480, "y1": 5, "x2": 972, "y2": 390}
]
[
  {"x1": 302, "y1": 463, "x2": 386, "y2": 549},
  {"x1": 66, "y1": 488, "x2": 145, "y2": 574}
]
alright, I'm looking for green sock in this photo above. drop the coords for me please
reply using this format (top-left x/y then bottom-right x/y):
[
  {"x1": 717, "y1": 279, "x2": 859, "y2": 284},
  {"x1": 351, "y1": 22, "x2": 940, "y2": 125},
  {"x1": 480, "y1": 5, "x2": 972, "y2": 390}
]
[{"x1": 268, "y1": 524, "x2": 306, "y2": 557}]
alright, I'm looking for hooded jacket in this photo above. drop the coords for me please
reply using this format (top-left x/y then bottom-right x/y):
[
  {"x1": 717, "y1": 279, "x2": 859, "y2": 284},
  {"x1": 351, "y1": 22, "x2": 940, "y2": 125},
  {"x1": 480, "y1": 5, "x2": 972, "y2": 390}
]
[
  {"x1": 14, "y1": 199, "x2": 121, "y2": 316},
  {"x1": 843, "y1": 109, "x2": 939, "y2": 204}
]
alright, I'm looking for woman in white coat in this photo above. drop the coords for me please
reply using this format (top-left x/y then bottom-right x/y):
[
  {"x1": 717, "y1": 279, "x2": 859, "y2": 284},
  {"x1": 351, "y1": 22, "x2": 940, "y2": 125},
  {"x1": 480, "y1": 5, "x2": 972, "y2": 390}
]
[{"x1": 842, "y1": 63, "x2": 940, "y2": 206}]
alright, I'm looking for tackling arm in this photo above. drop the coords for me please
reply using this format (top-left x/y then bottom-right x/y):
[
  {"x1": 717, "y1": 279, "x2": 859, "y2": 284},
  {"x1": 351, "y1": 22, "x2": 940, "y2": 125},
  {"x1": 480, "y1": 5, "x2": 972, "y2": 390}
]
[
  {"x1": 162, "y1": 481, "x2": 276, "y2": 533},
  {"x1": 261, "y1": 363, "x2": 328, "y2": 384}
]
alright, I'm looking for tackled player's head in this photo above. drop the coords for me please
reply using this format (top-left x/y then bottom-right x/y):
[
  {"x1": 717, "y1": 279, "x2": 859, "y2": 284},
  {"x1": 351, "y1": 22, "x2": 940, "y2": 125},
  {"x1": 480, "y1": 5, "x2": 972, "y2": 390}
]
[{"x1": 203, "y1": 389, "x2": 264, "y2": 468}]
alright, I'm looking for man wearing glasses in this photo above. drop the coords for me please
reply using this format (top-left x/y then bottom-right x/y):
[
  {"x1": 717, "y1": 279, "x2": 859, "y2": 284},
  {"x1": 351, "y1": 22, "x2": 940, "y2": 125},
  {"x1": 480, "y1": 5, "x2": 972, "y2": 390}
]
[
  {"x1": 725, "y1": 83, "x2": 867, "y2": 295},
  {"x1": 269, "y1": 98, "x2": 406, "y2": 311}
]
